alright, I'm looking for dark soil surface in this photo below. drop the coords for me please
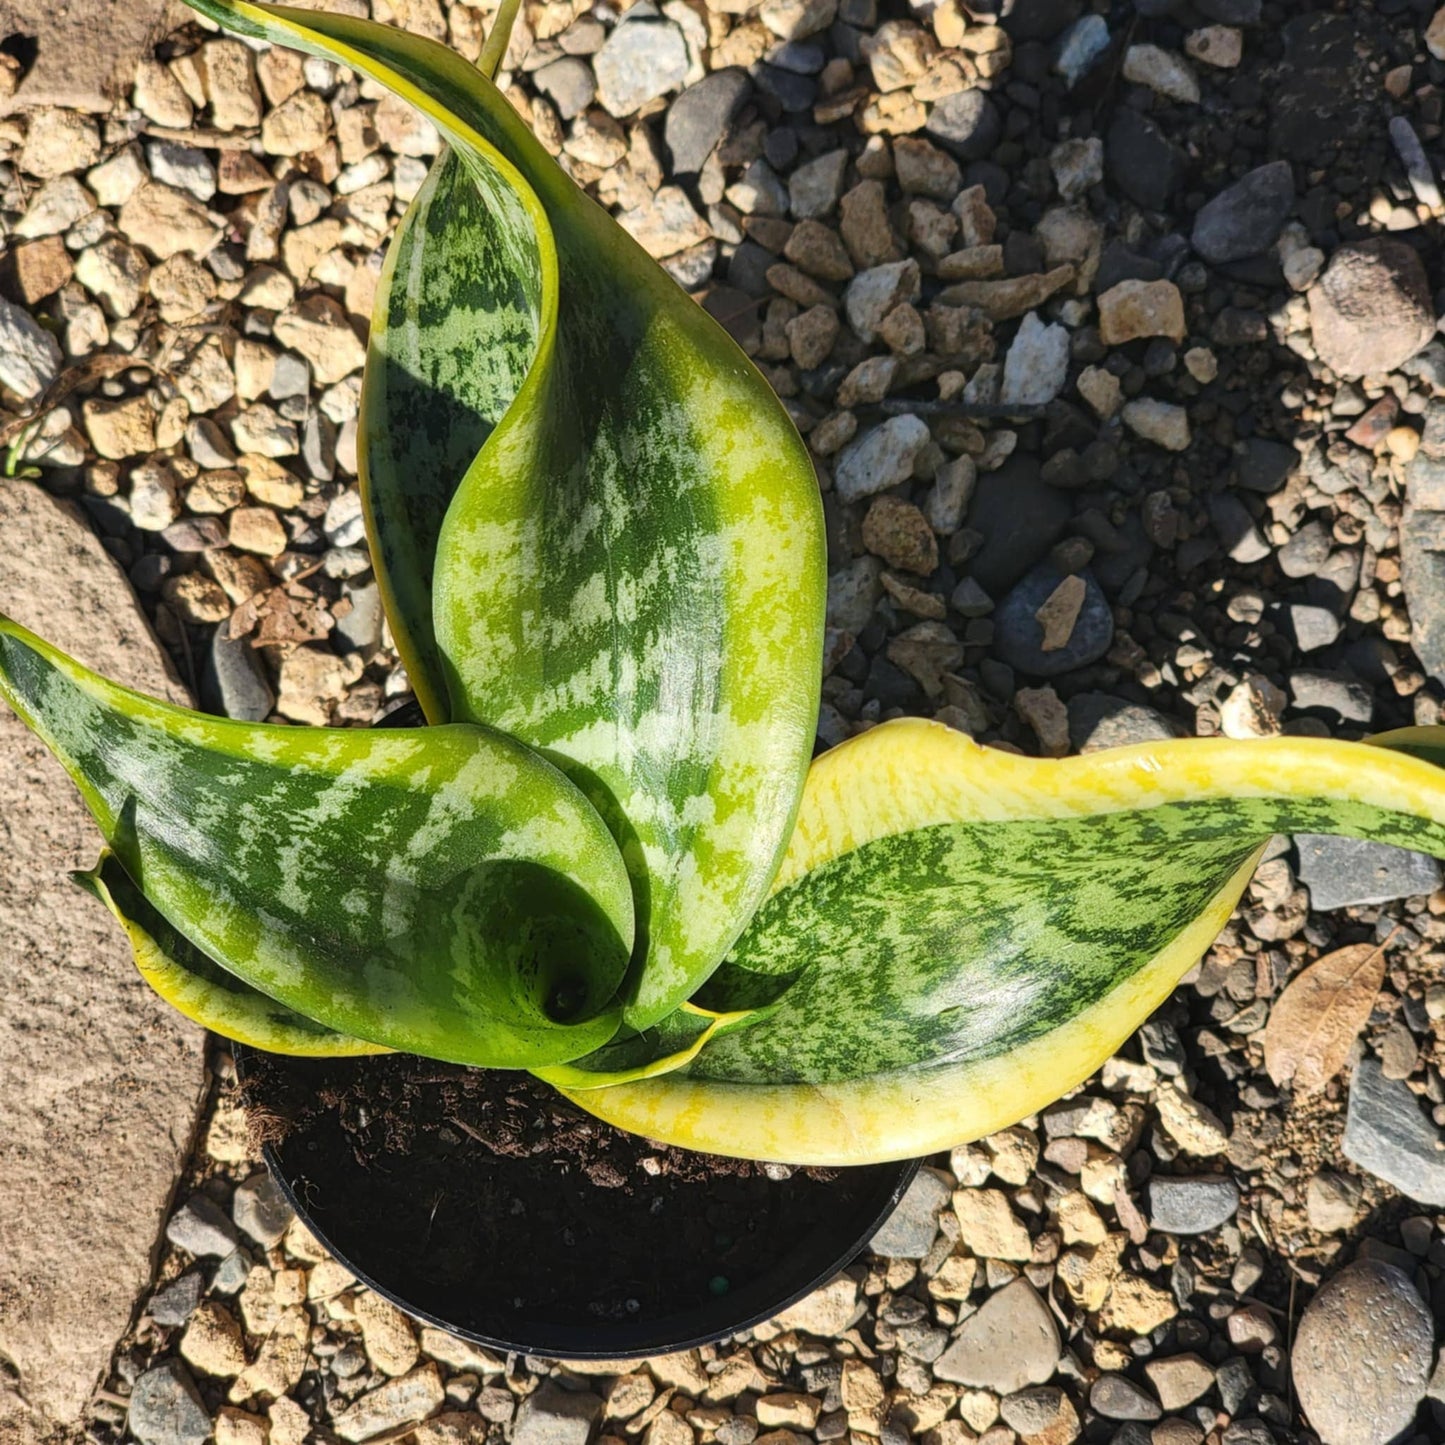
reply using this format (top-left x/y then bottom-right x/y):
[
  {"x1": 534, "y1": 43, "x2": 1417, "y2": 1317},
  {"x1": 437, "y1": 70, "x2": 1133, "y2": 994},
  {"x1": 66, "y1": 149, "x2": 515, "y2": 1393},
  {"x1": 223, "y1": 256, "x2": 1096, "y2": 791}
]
[{"x1": 239, "y1": 1050, "x2": 894, "y2": 1336}]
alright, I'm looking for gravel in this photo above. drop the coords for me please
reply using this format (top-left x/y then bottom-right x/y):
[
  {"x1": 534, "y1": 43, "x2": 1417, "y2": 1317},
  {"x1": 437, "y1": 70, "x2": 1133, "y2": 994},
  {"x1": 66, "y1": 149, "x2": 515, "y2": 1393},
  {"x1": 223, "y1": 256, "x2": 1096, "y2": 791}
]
[{"x1": 12, "y1": 1, "x2": 1445, "y2": 1441}]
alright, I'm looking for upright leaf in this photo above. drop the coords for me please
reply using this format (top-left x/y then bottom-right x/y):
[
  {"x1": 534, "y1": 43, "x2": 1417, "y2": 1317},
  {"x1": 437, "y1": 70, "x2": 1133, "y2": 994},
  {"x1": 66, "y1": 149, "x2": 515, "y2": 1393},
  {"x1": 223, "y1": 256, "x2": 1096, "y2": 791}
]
[
  {"x1": 1263, "y1": 938, "x2": 1392, "y2": 1093},
  {"x1": 0, "y1": 616, "x2": 633, "y2": 1067},
  {"x1": 181, "y1": 0, "x2": 827, "y2": 1031},
  {"x1": 562, "y1": 719, "x2": 1445, "y2": 1163},
  {"x1": 360, "y1": 149, "x2": 542, "y2": 722}
]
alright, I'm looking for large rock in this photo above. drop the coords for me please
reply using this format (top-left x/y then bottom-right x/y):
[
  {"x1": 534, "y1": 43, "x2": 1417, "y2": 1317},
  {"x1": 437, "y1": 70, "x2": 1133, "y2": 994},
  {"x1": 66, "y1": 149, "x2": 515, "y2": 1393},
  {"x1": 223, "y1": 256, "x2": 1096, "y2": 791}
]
[
  {"x1": 1308, "y1": 239, "x2": 1435, "y2": 380},
  {"x1": 1293, "y1": 1259, "x2": 1433, "y2": 1445},
  {"x1": 0, "y1": 0, "x2": 173, "y2": 114},
  {"x1": 0, "y1": 481, "x2": 205, "y2": 1441}
]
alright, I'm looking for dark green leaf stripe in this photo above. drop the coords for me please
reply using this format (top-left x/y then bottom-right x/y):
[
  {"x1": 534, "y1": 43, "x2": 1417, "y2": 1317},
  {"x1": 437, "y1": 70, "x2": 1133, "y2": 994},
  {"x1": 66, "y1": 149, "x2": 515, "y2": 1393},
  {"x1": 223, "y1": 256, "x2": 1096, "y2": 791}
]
[
  {"x1": 0, "y1": 616, "x2": 633, "y2": 1067},
  {"x1": 181, "y1": 0, "x2": 827, "y2": 1034},
  {"x1": 360, "y1": 148, "x2": 543, "y2": 722},
  {"x1": 687, "y1": 785, "x2": 1445, "y2": 1085},
  {"x1": 75, "y1": 852, "x2": 387, "y2": 1055}
]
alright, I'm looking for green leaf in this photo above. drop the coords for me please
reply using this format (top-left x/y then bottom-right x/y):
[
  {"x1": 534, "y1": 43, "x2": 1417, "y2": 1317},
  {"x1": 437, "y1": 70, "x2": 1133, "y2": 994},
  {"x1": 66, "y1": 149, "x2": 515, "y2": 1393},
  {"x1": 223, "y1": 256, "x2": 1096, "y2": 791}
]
[
  {"x1": 181, "y1": 0, "x2": 827, "y2": 1032},
  {"x1": 0, "y1": 616, "x2": 633, "y2": 1067},
  {"x1": 74, "y1": 852, "x2": 388, "y2": 1055},
  {"x1": 562, "y1": 718, "x2": 1445, "y2": 1163},
  {"x1": 360, "y1": 148, "x2": 542, "y2": 723},
  {"x1": 533, "y1": 1002, "x2": 757, "y2": 1089}
]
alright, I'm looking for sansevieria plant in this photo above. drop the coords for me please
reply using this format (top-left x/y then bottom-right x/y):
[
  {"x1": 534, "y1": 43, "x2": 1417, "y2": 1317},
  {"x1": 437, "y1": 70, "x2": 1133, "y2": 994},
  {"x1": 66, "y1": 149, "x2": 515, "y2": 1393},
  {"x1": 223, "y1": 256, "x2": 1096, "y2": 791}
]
[{"x1": 6, "y1": 0, "x2": 1445, "y2": 1166}]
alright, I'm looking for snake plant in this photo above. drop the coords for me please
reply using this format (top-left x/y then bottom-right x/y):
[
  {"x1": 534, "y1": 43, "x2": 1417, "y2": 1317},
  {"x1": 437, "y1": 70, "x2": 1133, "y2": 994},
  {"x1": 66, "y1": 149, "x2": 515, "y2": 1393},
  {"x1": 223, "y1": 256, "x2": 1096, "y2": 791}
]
[{"x1": 6, "y1": 0, "x2": 1445, "y2": 1165}]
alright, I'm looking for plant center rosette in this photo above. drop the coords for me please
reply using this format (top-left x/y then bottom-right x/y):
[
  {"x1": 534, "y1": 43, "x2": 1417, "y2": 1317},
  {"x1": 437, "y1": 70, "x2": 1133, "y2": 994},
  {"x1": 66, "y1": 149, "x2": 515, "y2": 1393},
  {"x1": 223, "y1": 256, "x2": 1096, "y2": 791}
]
[{"x1": 6, "y1": 0, "x2": 1445, "y2": 1166}]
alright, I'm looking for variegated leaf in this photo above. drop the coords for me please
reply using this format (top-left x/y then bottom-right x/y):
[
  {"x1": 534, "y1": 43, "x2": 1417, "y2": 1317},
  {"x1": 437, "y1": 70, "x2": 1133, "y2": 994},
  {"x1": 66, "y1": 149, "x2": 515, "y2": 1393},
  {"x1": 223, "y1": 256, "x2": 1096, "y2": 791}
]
[
  {"x1": 0, "y1": 616, "x2": 633, "y2": 1067},
  {"x1": 75, "y1": 852, "x2": 388, "y2": 1055},
  {"x1": 562, "y1": 719, "x2": 1445, "y2": 1163},
  {"x1": 182, "y1": 0, "x2": 826, "y2": 1032}
]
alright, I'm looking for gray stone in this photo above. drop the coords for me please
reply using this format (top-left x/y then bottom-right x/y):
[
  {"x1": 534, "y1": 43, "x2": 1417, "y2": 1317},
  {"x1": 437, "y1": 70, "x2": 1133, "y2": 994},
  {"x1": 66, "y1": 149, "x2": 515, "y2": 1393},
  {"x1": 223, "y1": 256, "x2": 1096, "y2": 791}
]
[
  {"x1": 1208, "y1": 494, "x2": 1270, "y2": 564},
  {"x1": 1000, "y1": 312, "x2": 1070, "y2": 406},
  {"x1": 1296, "y1": 834, "x2": 1442, "y2": 910},
  {"x1": 1293, "y1": 1259, "x2": 1433, "y2": 1445},
  {"x1": 232, "y1": 1171, "x2": 294, "y2": 1248},
  {"x1": 833, "y1": 414, "x2": 930, "y2": 502},
  {"x1": 0, "y1": 296, "x2": 62, "y2": 402},
  {"x1": 1288, "y1": 670, "x2": 1373, "y2": 726},
  {"x1": 1089, "y1": 1375, "x2": 1162, "y2": 1422},
  {"x1": 324, "y1": 488, "x2": 367, "y2": 547},
  {"x1": 1107, "y1": 109, "x2": 1184, "y2": 211},
  {"x1": 127, "y1": 1361, "x2": 211, "y2": 1445},
  {"x1": 593, "y1": 14, "x2": 690, "y2": 117},
  {"x1": 790, "y1": 149, "x2": 849, "y2": 219},
  {"x1": 145, "y1": 141, "x2": 217, "y2": 203},
  {"x1": 1147, "y1": 1175, "x2": 1240, "y2": 1235},
  {"x1": 1068, "y1": 693, "x2": 1182, "y2": 752},
  {"x1": 665, "y1": 70, "x2": 751, "y2": 175},
  {"x1": 204, "y1": 629, "x2": 274, "y2": 723},
  {"x1": 167, "y1": 1192, "x2": 242, "y2": 1259},
  {"x1": 1055, "y1": 15, "x2": 1111, "y2": 87},
  {"x1": 924, "y1": 90, "x2": 1002, "y2": 160},
  {"x1": 211, "y1": 1247, "x2": 254, "y2": 1295},
  {"x1": 934, "y1": 1277, "x2": 1060, "y2": 1393},
  {"x1": 0, "y1": 482, "x2": 203, "y2": 1438},
  {"x1": 1288, "y1": 604, "x2": 1340, "y2": 653},
  {"x1": 826, "y1": 556, "x2": 883, "y2": 634},
  {"x1": 513, "y1": 1384, "x2": 603, "y2": 1445},
  {"x1": 336, "y1": 582, "x2": 384, "y2": 654},
  {"x1": 869, "y1": 1166, "x2": 952, "y2": 1259},
  {"x1": 1402, "y1": 499, "x2": 1445, "y2": 687},
  {"x1": 149, "y1": 1272, "x2": 205, "y2": 1329},
  {"x1": 1308, "y1": 239, "x2": 1435, "y2": 381},
  {"x1": 534, "y1": 57, "x2": 596, "y2": 120},
  {"x1": 1191, "y1": 162, "x2": 1293, "y2": 265},
  {"x1": 965, "y1": 458, "x2": 1072, "y2": 594},
  {"x1": 994, "y1": 565, "x2": 1113, "y2": 677},
  {"x1": 1344, "y1": 1057, "x2": 1445, "y2": 1205}
]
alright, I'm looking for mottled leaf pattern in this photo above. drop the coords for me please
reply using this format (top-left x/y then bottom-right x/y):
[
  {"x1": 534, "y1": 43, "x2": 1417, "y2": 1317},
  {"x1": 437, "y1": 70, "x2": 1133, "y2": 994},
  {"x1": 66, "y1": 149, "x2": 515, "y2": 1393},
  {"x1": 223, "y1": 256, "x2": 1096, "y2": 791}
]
[
  {"x1": 563, "y1": 719, "x2": 1445, "y2": 1162},
  {"x1": 75, "y1": 852, "x2": 388, "y2": 1056},
  {"x1": 360, "y1": 150, "x2": 543, "y2": 722},
  {"x1": 0, "y1": 618, "x2": 633, "y2": 1067},
  {"x1": 182, "y1": 0, "x2": 826, "y2": 1034}
]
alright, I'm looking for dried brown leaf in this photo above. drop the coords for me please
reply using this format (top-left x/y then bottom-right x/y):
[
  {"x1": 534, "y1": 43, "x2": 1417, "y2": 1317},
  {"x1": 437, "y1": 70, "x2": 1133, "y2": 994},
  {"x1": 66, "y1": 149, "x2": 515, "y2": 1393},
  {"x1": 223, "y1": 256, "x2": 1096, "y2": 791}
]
[{"x1": 1262, "y1": 936, "x2": 1392, "y2": 1094}]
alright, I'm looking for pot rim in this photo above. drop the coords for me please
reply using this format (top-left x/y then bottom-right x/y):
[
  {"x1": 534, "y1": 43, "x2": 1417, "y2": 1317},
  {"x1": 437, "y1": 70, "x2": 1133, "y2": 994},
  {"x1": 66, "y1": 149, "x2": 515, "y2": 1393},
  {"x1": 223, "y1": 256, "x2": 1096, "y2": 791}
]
[{"x1": 235, "y1": 1044, "x2": 920, "y2": 1359}]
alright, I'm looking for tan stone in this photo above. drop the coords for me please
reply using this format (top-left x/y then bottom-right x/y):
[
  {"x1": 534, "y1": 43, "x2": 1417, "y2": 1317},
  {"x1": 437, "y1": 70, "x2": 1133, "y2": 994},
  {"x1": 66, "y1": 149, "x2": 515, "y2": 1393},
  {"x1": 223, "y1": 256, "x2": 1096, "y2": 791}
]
[
  {"x1": 273, "y1": 295, "x2": 366, "y2": 384},
  {"x1": 119, "y1": 182, "x2": 222, "y2": 260},
  {"x1": 354, "y1": 1290, "x2": 421, "y2": 1377},
  {"x1": 204, "y1": 40, "x2": 264, "y2": 129},
  {"x1": 1154, "y1": 1085, "x2": 1228, "y2": 1156},
  {"x1": 262, "y1": 91, "x2": 332, "y2": 156},
  {"x1": 1097, "y1": 279, "x2": 1186, "y2": 345},
  {"x1": 277, "y1": 647, "x2": 365, "y2": 726},
  {"x1": 82, "y1": 396, "x2": 155, "y2": 459},
  {"x1": 181, "y1": 1302, "x2": 249, "y2": 1378},
  {"x1": 0, "y1": 481, "x2": 202, "y2": 1436},
  {"x1": 952, "y1": 1188, "x2": 1032, "y2": 1260},
  {"x1": 229, "y1": 506, "x2": 289, "y2": 558},
  {"x1": 1097, "y1": 1273, "x2": 1178, "y2": 1334},
  {"x1": 19, "y1": 109, "x2": 100, "y2": 179}
]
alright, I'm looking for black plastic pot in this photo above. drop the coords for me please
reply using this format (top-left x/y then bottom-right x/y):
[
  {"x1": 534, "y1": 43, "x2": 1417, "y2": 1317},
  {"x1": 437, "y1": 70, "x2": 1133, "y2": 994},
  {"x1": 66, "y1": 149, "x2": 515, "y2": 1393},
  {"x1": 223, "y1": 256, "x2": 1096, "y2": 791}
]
[{"x1": 234, "y1": 1045, "x2": 918, "y2": 1358}]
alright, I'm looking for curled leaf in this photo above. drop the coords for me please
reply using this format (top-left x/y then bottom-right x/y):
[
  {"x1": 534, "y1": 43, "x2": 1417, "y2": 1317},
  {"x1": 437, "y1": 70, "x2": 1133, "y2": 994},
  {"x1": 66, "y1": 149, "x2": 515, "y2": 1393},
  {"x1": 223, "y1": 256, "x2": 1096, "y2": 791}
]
[{"x1": 0, "y1": 615, "x2": 633, "y2": 1068}]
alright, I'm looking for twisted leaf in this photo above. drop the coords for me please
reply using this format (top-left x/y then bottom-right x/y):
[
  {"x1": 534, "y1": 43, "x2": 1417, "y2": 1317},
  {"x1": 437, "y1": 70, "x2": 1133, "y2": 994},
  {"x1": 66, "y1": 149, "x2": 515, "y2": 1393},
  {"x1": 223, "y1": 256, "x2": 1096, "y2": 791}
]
[
  {"x1": 184, "y1": 0, "x2": 826, "y2": 1032},
  {"x1": 0, "y1": 616, "x2": 632, "y2": 1067},
  {"x1": 563, "y1": 720, "x2": 1445, "y2": 1163}
]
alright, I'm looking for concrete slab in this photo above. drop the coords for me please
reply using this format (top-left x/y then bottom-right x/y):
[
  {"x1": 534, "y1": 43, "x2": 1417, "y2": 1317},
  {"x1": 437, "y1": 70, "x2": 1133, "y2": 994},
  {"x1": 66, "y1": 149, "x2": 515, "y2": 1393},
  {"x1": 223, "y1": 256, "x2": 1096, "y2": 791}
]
[{"x1": 0, "y1": 481, "x2": 206, "y2": 1433}]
